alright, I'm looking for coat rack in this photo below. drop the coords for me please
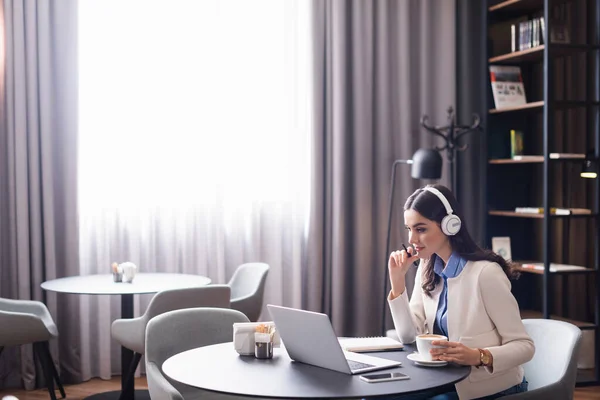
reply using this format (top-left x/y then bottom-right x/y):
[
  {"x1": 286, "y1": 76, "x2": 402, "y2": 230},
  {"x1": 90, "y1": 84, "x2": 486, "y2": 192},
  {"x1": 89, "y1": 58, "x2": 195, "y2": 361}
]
[{"x1": 420, "y1": 106, "x2": 481, "y2": 195}]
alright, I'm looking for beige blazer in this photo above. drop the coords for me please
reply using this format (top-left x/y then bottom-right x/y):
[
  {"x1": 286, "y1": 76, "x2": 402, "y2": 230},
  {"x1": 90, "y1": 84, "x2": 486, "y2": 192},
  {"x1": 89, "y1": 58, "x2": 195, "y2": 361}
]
[{"x1": 388, "y1": 259, "x2": 535, "y2": 400}]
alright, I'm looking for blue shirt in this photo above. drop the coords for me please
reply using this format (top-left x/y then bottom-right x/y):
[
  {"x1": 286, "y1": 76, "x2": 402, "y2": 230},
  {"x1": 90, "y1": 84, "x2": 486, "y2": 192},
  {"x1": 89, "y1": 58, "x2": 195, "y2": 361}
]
[{"x1": 433, "y1": 252, "x2": 468, "y2": 337}]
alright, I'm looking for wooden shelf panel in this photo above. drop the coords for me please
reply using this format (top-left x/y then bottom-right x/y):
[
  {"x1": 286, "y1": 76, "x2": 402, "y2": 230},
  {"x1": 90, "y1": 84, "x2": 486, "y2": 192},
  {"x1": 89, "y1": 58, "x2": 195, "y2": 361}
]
[
  {"x1": 489, "y1": 210, "x2": 543, "y2": 218},
  {"x1": 489, "y1": 153, "x2": 586, "y2": 164},
  {"x1": 489, "y1": 157, "x2": 544, "y2": 164},
  {"x1": 489, "y1": 45, "x2": 600, "y2": 65},
  {"x1": 489, "y1": 101, "x2": 544, "y2": 114},
  {"x1": 489, "y1": 0, "x2": 542, "y2": 13},
  {"x1": 514, "y1": 266, "x2": 598, "y2": 275},
  {"x1": 488, "y1": 210, "x2": 596, "y2": 218},
  {"x1": 520, "y1": 309, "x2": 596, "y2": 329},
  {"x1": 488, "y1": 0, "x2": 569, "y2": 20},
  {"x1": 489, "y1": 101, "x2": 600, "y2": 114},
  {"x1": 489, "y1": 46, "x2": 544, "y2": 64}
]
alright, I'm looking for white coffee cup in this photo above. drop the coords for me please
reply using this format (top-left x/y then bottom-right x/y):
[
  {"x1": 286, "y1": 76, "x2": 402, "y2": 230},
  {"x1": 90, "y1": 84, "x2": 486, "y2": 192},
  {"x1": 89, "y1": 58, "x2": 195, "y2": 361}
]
[{"x1": 416, "y1": 334, "x2": 448, "y2": 361}]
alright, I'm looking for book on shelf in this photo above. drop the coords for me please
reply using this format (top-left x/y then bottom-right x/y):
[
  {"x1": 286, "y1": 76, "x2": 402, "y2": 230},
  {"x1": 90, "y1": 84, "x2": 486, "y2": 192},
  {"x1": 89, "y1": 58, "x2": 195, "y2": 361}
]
[
  {"x1": 489, "y1": 66, "x2": 527, "y2": 110},
  {"x1": 510, "y1": 130, "x2": 524, "y2": 158},
  {"x1": 510, "y1": 17, "x2": 569, "y2": 53},
  {"x1": 512, "y1": 18, "x2": 544, "y2": 52},
  {"x1": 518, "y1": 262, "x2": 587, "y2": 272},
  {"x1": 338, "y1": 336, "x2": 403, "y2": 353},
  {"x1": 514, "y1": 207, "x2": 592, "y2": 215}
]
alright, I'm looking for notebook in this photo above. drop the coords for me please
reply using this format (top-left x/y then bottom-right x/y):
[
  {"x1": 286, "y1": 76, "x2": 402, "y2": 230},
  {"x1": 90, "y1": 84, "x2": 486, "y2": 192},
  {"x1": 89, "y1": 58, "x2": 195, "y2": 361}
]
[{"x1": 338, "y1": 336, "x2": 403, "y2": 353}]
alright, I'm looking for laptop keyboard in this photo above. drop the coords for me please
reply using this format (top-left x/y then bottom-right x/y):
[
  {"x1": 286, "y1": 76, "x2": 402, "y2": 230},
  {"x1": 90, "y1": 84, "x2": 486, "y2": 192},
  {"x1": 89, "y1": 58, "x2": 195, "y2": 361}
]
[{"x1": 347, "y1": 359, "x2": 375, "y2": 371}]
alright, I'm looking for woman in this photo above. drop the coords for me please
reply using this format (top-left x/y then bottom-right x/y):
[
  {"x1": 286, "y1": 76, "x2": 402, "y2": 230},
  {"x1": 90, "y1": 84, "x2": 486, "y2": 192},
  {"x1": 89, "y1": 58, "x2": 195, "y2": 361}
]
[{"x1": 388, "y1": 184, "x2": 534, "y2": 400}]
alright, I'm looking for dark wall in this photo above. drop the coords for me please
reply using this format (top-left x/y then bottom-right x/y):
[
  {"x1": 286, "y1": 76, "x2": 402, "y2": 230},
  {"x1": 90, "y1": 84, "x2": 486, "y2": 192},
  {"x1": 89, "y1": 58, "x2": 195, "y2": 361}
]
[{"x1": 456, "y1": 0, "x2": 487, "y2": 247}]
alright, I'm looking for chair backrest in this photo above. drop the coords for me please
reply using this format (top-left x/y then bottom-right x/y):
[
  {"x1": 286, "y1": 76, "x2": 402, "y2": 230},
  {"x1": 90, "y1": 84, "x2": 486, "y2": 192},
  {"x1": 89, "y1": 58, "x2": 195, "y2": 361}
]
[
  {"x1": 228, "y1": 263, "x2": 270, "y2": 321},
  {"x1": 501, "y1": 319, "x2": 581, "y2": 400},
  {"x1": 145, "y1": 307, "x2": 250, "y2": 400},
  {"x1": 0, "y1": 298, "x2": 56, "y2": 346},
  {"x1": 144, "y1": 284, "x2": 231, "y2": 321},
  {"x1": 522, "y1": 319, "x2": 581, "y2": 390}
]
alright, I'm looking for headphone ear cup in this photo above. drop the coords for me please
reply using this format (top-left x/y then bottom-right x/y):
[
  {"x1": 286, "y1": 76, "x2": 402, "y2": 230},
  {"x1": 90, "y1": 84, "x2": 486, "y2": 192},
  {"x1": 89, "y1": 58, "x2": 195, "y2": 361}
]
[{"x1": 441, "y1": 214, "x2": 462, "y2": 236}]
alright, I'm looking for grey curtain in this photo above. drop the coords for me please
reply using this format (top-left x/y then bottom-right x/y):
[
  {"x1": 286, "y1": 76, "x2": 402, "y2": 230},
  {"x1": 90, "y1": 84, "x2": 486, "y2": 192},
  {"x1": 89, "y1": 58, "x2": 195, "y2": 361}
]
[
  {"x1": 0, "y1": 0, "x2": 80, "y2": 389},
  {"x1": 306, "y1": 0, "x2": 456, "y2": 337}
]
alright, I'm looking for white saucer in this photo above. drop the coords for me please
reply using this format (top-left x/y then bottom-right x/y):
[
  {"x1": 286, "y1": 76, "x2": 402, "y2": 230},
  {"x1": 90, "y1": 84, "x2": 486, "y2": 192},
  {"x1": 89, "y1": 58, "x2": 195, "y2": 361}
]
[{"x1": 406, "y1": 352, "x2": 448, "y2": 367}]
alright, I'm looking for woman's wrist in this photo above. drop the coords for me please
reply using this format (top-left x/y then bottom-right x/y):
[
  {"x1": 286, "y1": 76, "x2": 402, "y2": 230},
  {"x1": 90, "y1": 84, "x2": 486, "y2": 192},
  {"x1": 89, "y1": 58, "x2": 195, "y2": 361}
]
[
  {"x1": 476, "y1": 348, "x2": 493, "y2": 367},
  {"x1": 390, "y1": 278, "x2": 406, "y2": 299}
]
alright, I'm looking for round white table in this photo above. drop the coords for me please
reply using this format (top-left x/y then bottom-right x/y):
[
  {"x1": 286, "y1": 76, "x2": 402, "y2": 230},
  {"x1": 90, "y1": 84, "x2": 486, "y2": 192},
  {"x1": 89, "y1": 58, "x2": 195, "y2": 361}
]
[
  {"x1": 163, "y1": 343, "x2": 470, "y2": 399},
  {"x1": 41, "y1": 273, "x2": 212, "y2": 400}
]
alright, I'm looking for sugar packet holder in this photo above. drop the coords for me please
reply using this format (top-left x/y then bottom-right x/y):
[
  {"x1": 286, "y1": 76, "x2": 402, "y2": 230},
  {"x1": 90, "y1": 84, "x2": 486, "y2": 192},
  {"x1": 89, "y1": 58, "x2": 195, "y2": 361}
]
[
  {"x1": 254, "y1": 331, "x2": 273, "y2": 359},
  {"x1": 233, "y1": 321, "x2": 280, "y2": 356}
]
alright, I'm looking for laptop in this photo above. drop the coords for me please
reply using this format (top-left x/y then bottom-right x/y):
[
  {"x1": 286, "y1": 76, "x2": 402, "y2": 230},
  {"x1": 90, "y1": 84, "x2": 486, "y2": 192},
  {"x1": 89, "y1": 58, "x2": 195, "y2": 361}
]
[{"x1": 267, "y1": 304, "x2": 401, "y2": 375}]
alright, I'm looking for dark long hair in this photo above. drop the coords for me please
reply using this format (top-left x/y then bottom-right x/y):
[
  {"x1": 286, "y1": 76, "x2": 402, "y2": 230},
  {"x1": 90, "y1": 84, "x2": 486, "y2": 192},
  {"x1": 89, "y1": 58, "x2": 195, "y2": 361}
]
[{"x1": 404, "y1": 184, "x2": 519, "y2": 296}]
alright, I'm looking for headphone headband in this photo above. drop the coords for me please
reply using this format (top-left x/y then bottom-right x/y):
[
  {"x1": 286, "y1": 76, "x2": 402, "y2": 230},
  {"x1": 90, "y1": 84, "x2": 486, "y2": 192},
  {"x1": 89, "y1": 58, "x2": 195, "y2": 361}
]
[{"x1": 424, "y1": 187, "x2": 454, "y2": 215}]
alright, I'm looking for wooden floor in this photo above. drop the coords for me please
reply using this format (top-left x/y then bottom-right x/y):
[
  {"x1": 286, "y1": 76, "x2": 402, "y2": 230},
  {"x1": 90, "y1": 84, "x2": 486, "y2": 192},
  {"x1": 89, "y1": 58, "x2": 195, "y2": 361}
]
[
  {"x1": 0, "y1": 377, "x2": 598, "y2": 399},
  {"x1": 0, "y1": 377, "x2": 147, "y2": 399}
]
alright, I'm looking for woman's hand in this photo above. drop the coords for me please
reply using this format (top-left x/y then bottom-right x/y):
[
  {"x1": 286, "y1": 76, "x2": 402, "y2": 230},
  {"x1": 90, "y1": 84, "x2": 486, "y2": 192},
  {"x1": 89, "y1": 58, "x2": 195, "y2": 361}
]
[
  {"x1": 388, "y1": 247, "x2": 419, "y2": 298},
  {"x1": 430, "y1": 341, "x2": 481, "y2": 366}
]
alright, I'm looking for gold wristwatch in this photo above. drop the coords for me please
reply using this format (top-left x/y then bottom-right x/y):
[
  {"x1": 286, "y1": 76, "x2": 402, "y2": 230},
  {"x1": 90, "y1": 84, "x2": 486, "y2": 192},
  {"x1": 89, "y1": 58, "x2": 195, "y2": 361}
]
[{"x1": 478, "y1": 348, "x2": 492, "y2": 367}]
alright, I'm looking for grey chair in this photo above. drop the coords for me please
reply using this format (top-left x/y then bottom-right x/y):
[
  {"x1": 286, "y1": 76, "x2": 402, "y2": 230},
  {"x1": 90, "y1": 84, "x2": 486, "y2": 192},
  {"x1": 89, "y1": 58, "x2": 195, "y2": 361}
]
[
  {"x1": 500, "y1": 319, "x2": 582, "y2": 400},
  {"x1": 228, "y1": 263, "x2": 270, "y2": 322},
  {"x1": 111, "y1": 285, "x2": 231, "y2": 399},
  {"x1": 0, "y1": 298, "x2": 66, "y2": 400},
  {"x1": 145, "y1": 307, "x2": 250, "y2": 400}
]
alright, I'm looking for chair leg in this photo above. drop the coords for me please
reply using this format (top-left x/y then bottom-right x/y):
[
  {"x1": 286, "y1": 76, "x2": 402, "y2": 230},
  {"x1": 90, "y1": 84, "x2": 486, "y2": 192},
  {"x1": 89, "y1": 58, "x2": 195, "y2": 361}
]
[
  {"x1": 118, "y1": 352, "x2": 142, "y2": 400},
  {"x1": 33, "y1": 342, "x2": 57, "y2": 400},
  {"x1": 0, "y1": 346, "x2": 4, "y2": 359},
  {"x1": 41, "y1": 341, "x2": 66, "y2": 399}
]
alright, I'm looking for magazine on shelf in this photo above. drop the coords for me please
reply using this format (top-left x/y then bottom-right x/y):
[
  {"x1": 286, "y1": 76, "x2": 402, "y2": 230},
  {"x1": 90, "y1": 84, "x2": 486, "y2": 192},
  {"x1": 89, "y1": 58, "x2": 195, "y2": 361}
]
[{"x1": 489, "y1": 66, "x2": 527, "y2": 109}]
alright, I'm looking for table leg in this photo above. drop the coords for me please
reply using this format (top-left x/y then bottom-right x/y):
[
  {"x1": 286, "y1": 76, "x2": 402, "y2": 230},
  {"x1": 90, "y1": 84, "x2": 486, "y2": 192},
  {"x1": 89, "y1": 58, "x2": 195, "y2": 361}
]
[{"x1": 121, "y1": 294, "x2": 135, "y2": 399}]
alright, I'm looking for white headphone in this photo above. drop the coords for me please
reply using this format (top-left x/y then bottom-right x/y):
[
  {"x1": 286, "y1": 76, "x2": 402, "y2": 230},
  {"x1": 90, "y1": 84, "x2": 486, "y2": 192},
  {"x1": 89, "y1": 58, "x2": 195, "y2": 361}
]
[{"x1": 423, "y1": 187, "x2": 462, "y2": 236}]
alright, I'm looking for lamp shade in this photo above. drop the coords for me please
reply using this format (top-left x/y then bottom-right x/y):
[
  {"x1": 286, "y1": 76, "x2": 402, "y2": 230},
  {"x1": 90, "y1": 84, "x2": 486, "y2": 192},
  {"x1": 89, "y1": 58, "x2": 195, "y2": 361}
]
[{"x1": 411, "y1": 148, "x2": 442, "y2": 180}]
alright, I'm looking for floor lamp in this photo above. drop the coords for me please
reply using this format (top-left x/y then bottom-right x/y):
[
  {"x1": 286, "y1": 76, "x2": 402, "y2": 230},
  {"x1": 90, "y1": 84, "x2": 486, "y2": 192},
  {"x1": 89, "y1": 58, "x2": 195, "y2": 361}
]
[{"x1": 380, "y1": 148, "x2": 442, "y2": 335}]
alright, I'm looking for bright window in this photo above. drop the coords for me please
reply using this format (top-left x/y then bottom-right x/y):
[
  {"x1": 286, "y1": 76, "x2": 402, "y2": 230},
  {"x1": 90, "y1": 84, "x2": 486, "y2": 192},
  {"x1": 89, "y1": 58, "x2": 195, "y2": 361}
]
[{"x1": 78, "y1": 0, "x2": 311, "y2": 220}]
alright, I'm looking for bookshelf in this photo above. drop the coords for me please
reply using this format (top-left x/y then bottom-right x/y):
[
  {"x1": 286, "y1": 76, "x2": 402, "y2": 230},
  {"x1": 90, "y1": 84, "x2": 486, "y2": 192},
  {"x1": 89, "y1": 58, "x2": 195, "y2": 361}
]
[{"x1": 482, "y1": 0, "x2": 600, "y2": 385}]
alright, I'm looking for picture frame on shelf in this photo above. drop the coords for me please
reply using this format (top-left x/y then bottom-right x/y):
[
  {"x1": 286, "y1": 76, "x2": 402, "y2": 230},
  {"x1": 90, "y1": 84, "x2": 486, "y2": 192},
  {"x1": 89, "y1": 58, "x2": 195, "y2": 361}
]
[
  {"x1": 550, "y1": 22, "x2": 570, "y2": 44},
  {"x1": 492, "y1": 236, "x2": 512, "y2": 261}
]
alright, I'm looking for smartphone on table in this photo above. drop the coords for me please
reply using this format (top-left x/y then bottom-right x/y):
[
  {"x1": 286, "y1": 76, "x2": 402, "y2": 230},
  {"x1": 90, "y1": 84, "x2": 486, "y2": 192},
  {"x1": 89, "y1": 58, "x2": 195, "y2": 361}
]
[{"x1": 359, "y1": 372, "x2": 410, "y2": 383}]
